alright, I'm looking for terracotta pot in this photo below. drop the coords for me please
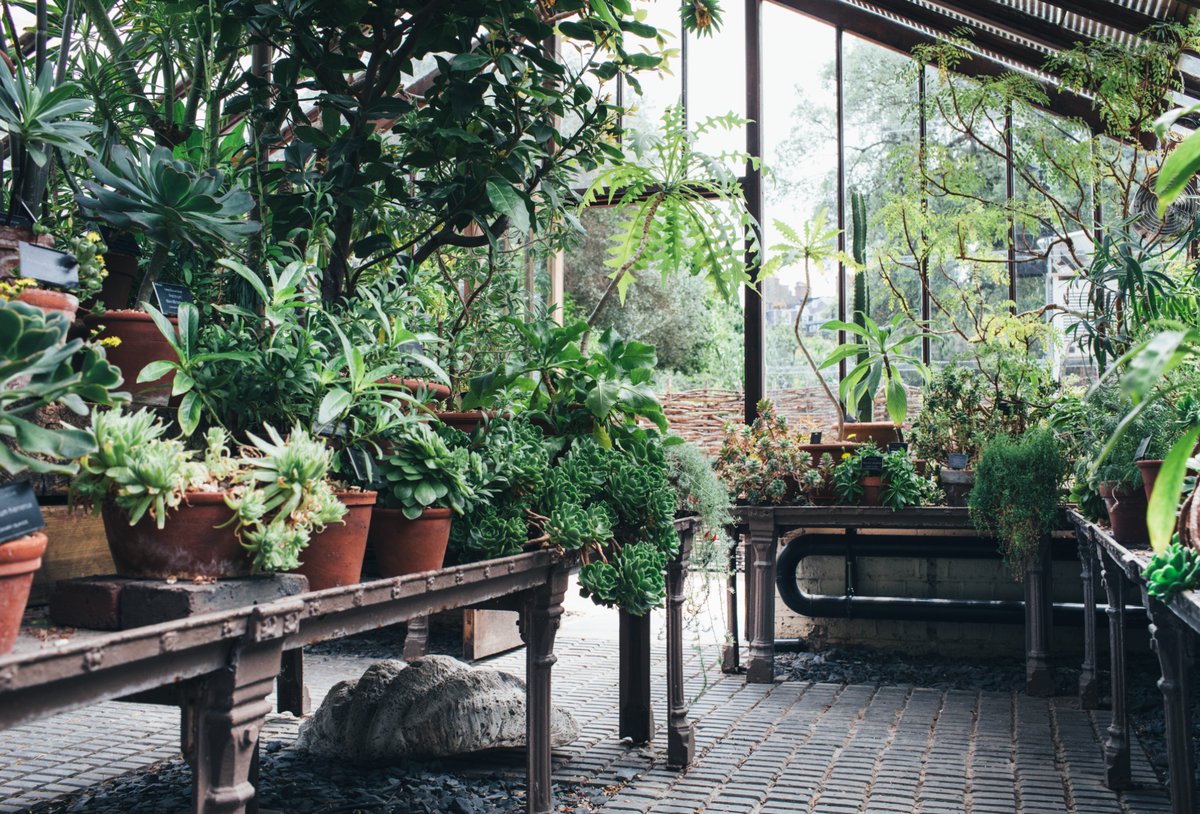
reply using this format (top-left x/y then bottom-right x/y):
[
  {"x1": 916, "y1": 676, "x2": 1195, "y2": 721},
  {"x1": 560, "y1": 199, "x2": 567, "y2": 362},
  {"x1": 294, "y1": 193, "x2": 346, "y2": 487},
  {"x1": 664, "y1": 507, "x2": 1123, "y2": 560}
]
[
  {"x1": 83, "y1": 310, "x2": 177, "y2": 403},
  {"x1": 1136, "y1": 459, "x2": 1164, "y2": 503},
  {"x1": 939, "y1": 468, "x2": 975, "y2": 508},
  {"x1": 16, "y1": 287, "x2": 78, "y2": 322},
  {"x1": 102, "y1": 492, "x2": 252, "y2": 579},
  {"x1": 0, "y1": 531, "x2": 47, "y2": 654},
  {"x1": 436, "y1": 410, "x2": 489, "y2": 434},
  {"x1": 369, "y1": 506, "x2": 452, "y2": 577},
  {"x1": 97, "y1": 250, "x2": 139, "y2": 311},
  {"x1": 840, "y1": 422, "x2": 902, "y2": 445},
  {"x1": 292, "y1": 491, "x2": 376, "y2": 591},
  {"x1": 1099, "y1": 481, "x2": 1150, "y2": 547},
  {"x1": 860, "y1": 475, "x2": 883, "y2": 506}
]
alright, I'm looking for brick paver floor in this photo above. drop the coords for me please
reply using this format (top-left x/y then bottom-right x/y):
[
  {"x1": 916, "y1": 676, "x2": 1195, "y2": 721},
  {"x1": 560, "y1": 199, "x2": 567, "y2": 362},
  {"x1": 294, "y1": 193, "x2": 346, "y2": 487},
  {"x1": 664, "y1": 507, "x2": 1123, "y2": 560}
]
[{"x1": 0, "y1": 583, "x2": 1173, "y2": 814}]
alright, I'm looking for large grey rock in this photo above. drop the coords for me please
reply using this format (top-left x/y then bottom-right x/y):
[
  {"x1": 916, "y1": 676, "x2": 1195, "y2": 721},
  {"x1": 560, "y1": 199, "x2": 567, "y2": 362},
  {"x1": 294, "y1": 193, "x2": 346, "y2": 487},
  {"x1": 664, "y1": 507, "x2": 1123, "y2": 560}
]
[{"x1": 294, "y1": 655, "x2": 579, "y2": 760}]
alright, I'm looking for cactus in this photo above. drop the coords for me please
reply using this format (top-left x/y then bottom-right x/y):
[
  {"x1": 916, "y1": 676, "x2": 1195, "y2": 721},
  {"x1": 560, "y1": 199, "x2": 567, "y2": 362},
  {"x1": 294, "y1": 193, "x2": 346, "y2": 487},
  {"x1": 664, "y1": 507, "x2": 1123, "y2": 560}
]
[{"x1": 850, "y1": 189, "x2": 872, "y2": 421}]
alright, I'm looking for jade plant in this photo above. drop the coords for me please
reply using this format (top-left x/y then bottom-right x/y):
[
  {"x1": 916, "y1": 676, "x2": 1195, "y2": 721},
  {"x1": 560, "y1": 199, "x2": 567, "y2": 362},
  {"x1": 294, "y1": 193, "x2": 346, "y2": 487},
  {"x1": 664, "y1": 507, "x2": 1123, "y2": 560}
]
[
  {"x1": 909, "y1": 366, "x2": 1002, "y2": 467},
  {"x1": 72, "y1": 407, "x2": 346, "y2": 570},
  {"x1": 0, "y1": 299, "x2": 123, "y2": 475},
  {"x1": 969, "y1": 427, "x2": 1067, "y2": 575}
]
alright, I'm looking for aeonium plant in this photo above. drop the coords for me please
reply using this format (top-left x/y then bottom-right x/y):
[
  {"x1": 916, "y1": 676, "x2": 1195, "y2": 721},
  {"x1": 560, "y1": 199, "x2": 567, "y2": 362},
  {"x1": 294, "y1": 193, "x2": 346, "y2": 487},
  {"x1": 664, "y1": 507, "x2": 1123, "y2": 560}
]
[
  {"x1": 375, "y1": 421, "x2": 479, "y2": 520},
  {"x1": 72, "y1": 407, "x2": 346, "y2": 571}
]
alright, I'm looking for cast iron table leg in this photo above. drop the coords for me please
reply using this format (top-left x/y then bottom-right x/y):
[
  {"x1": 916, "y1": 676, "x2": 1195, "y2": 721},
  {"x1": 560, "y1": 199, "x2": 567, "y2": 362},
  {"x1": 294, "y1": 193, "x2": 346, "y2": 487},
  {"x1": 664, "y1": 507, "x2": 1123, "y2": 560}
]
[
  {"x1": 185, "y1": 608, "x2": 290, "y2": 814},
  {"x1": 276, "y1": 650, "x2": 309, "y2": 716},
  {"x1": 1076, "y1": 526, "x2": 1100, "y2": 708},
  {"x1": 1024, "y1": 536, "x2": 1054, "y2": 697},
  {"x1": 721, "y1": 527, "x2": 741, "y2": 674},
  {"x1": 667, "y1": 524, "x2": 695, "y2": 768},
  {"x1": 618, "y1": 610, "x2": 653, "y2": 744},
  {"x1": 521, "y1": 567, "x2": 568, "y2": 814},
  {"x1": 745, "y1": 508, "x2": 776, "y2": 684},
  {"x1": 403, "y1": 615, "x2": 429, "y2": 661},
  {"x1": 1146, "y1": 594, "x2": 1196, "y2": 814},
  {"x1": 1098, "y1": 547, "x2": 1131, "y2": 788}
]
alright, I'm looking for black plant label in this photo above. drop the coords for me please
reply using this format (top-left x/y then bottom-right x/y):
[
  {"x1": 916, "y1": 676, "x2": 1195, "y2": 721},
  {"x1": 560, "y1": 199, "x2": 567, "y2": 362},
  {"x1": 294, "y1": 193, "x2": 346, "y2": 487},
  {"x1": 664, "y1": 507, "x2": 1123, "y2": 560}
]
[
  {"x1": 152, "y1": 282, "x2": 193, "y2": 317},
  {"x1": 0, "y1": 482, "x2": 45, "y2": 544}
]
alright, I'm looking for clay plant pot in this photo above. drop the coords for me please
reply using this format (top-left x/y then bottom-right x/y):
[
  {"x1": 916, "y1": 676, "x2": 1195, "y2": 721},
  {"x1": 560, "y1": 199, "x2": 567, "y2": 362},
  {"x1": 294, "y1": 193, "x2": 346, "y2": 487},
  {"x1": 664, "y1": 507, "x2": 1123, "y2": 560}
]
[
  {"x1": 83, "y1": 310, "x2": 177, "y2": 404},
  {"x1": 939, "y1": 468, "x2": 975, "y2": 508},
  {"x1": 292, "y1": 491, "x2": 376, "y2": 591},
  {"x1": 102, "y1": 492, "x2": 252, "y2": 579},
  {"x1": 840, "y1": 422, "x2": 902, "y2": 446},
  {"x1": 436, "y1": 411, "x2": 489, "y2": 434},
  {"x1": 1136, "y1": 459, "x2": 1164, "y2": 503},
  {"x1": 1099, "y1": 481, "x2": 1150, "y2": 547},
  {"x1": 860, "y1": 475, "x2": 883, "y2": 507},
  {"x1": 0, "y1": 531, "x2": 47, "y2": 654},
  {"x1": 369, "y1": 506, "x2": 452, "y2": 577},
  {"x1": 97, "y1": 249, "x2": 139, "y2": 311},
  {"x1": 385, "y1": 377, "x2": 452, "y2": 404},
  {"x1": 16, "y1": 287, "x2": 79, "y2": 322}
]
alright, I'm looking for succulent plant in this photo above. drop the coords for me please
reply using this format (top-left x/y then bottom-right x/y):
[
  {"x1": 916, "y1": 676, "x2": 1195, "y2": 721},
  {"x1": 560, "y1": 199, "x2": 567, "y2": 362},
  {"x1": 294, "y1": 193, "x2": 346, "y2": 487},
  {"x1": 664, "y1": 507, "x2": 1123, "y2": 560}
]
[
  {"x1": 715, "y1": 400, "x2": 827, "y2": 505},
  {"x1": 75, "y1": 145, "x2": 259, "y2": 302},
  {"x1": 0, "y1": 299, "x2": 123, "y2": 475},
  {"x1": 1145, "y1": 542, "x2": 1200, "y2": 601},
  {"x1": 378, "y1": 421, "x2": 478, "y2": 520}
]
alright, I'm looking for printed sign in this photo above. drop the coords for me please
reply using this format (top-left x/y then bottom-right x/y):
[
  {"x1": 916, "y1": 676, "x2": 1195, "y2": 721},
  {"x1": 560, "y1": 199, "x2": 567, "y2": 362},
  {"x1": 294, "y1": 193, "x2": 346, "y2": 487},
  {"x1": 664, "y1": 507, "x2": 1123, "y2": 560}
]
[
  {"x1": 18, "y1": 242, "x2": 78, "y2": 289},
  {"x1": 887, "y1": 442, "x2": 908, "y2": 454},
  {"x1": 1134, "y1": 435, "x2": 1152, "y2": 462},
  {"x1": 809, "y1": 431, "x2": 823, "y2": 444},
  {"x1": 151, "y1": 282, "x2": 193, "y2": 317},
  {"x1": 861, "y1": 455, "x2": 884, "y2": 474},
  {"x1": 0, "y1": 481, "x2": 45, "y2": 544},
  {"x1": 947, "y1": 452, "x2": 970, "y2": 470}
]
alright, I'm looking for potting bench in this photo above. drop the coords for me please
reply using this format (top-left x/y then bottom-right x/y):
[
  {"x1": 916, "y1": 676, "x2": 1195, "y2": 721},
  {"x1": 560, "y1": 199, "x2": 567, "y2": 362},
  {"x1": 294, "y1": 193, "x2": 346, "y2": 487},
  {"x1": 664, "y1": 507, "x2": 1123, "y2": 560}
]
[
  {"x1": 1068, "y1": 509, "x2": 1197, "y2": 814},
  {"x1": 0, "y1": 518, "x2": 697, "y2": 814},
  {"x1": 726, "y1": 505, "x2": 1059, "y2": 694}
]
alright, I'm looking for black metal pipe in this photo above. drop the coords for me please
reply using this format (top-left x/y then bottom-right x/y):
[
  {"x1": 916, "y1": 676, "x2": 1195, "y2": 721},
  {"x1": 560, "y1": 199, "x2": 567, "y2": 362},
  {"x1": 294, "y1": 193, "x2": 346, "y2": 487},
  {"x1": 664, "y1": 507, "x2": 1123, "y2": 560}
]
[{"x1": 776, "y1": 534, "x2": 1145, "y2": 626}]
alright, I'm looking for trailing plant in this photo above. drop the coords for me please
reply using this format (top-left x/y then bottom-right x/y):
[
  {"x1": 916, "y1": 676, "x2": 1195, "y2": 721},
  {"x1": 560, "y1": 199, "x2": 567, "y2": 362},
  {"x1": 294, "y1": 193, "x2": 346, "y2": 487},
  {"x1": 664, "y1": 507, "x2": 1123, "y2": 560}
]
[
  {"x1": 665, "y1": 439, "x2": 733, "y2": 573},
  {"x1": 0, "y1": 299, "x2": 123, "y2": 475},
  {"x1": 969, "y1": 426, "x2": 1067, "y2": 574},
  {"x1": 833, "y1": 445, "x2": 940, "y2": 510},
  {"x1": 73, "y1": 407, "x2": 346, "y2": 570},
  {"x1": 715, "y1": 400, "x2": 824, "y2": 505}
]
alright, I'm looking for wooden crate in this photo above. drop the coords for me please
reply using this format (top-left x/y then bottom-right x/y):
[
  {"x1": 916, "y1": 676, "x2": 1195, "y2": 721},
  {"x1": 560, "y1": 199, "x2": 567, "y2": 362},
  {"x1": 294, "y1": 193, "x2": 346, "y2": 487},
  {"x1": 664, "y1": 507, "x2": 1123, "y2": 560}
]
[{"x1": 29, "y1": 505, "x2": 113, "y2": 607}]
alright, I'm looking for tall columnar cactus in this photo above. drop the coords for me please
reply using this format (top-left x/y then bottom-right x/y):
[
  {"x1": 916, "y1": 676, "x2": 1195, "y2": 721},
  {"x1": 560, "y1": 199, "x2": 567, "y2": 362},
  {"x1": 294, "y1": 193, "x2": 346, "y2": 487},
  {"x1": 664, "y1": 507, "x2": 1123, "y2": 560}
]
[{"x1": 850, "y1": 189, "x2": 872, "y2": 421}]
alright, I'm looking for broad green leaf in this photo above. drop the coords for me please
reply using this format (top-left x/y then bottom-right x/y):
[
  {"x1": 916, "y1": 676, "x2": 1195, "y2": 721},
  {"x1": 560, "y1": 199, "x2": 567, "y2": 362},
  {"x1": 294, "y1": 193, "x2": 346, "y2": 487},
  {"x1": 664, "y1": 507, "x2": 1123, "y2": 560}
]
[
  {"x1": 885, "y1": 377, "x2": 908, "y2": 426},
  {"x1": 485, "y1": 179, "x2": 530, "y2": 233},
  {"x1": 1156, "y1": 130, "x2": 1200, "y2": 214},
  {"x1": 177, "y1": 391, "x2": 202, "y2": 436},
  {"x1": 318, "y1": 388, "x2": 353, "y2": 425}
]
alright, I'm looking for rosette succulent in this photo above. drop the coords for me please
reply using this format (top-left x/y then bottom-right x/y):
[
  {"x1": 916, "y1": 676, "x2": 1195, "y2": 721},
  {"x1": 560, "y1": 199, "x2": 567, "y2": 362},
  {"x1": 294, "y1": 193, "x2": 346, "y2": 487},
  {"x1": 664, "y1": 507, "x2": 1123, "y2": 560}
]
[{"x1": 1145, "y1": 542, "x2": 1200, "y2": 601}]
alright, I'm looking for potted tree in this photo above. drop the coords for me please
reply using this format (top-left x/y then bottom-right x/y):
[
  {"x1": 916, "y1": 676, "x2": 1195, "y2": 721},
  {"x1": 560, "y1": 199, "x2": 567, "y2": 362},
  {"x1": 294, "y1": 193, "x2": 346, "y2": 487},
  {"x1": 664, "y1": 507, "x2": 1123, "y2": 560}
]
[
  {"x1": 0, "y1": 299, "x2": 123, "y2": 652},
  {"x1": 909, "y1": 366, "x2": 999, "y2": 506}
]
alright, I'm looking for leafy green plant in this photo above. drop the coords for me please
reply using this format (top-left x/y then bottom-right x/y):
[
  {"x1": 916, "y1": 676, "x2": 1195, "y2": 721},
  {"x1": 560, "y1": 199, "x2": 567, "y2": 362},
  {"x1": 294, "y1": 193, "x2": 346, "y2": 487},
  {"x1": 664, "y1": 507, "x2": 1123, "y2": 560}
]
[
  {"x1": 0, "y1": 299, "x2": 123, "y2": 475},
  {"x1": 73, "y1": 407, "x2": 345, "y2": 570},
  {"x1": 714, "y1": 400, "x2": 824, "y2": 505},
  {"x1": 665, "y1": 440, "x2": 733, "y2": 573},
  {"x1": 833, "y1": 445, "x2": 939, "y2": 510},
  {"x1": 579, "y1": 105, "x2": 758, "y2": 341},
  {"x1": 969, "y1": 427, "x2": 1067, "y2": 574},
  {"x1": 76, "y1": 146, "x2": 258, "y2": 303},
  {"x1": 376, "y1": 422, "x2": 478, "y2": 520},
  {"x1": 820, "y1": 313, "x2": 929, "y2": 427},
  {"x1": 910, "y1": 366, "x2": 1004, "y2": 466},
  {"x1": 1144, "y1": 540, "x2": 1200, "y2": 601}
]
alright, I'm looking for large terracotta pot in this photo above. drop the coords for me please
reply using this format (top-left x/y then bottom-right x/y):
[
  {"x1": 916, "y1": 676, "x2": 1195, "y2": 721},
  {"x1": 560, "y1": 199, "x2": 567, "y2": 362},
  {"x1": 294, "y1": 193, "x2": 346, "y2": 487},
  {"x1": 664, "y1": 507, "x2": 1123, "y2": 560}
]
[
  {"x1": 1136, "y1": 459, "x2": 1164, "y2": 503},
  {"x1": 97, "y1": 249, "x2": 139, "y2": 311},
  {"x1": 436, "y1": 411, "x2": 489, "y2": 434},
  {"x1": 292, "y1": 491, "x2": 376, "y2": 591},
  {"x1": 0, "y1": 531, "x2": 47, "y2": 654},
  {"x1": 840, "y1": 422, "x2": 902, "y2": 445},
  {"x1": 1100, "y1": 481, "x2": 1150, "y2": 547},
  {"x1": 385, "y1": 377, "x2": 452, "y2": 403},
  {"x1": 83, "y1": 310, "x2": 177, "y2": 403},
  {"x1": 16, "y1": 287, "x2": 78, "y2": 322},
  {"x1": 102, "y1": 492, "x2": 252, "y2": 579},
  {"x1": 860, "y1": 475, "x2": 883, "y2": 507},
  {"x1": 369, "y1": 506, "x2": 452, "y2": 577}
]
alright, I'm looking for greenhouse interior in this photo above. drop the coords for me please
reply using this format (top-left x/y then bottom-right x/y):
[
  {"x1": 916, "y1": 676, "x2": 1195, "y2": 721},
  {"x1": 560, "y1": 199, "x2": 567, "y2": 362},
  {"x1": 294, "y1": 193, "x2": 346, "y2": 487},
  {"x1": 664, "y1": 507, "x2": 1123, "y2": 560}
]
[{"x1": 4, "y1": 0, "x2": 1200, "y2": 812}]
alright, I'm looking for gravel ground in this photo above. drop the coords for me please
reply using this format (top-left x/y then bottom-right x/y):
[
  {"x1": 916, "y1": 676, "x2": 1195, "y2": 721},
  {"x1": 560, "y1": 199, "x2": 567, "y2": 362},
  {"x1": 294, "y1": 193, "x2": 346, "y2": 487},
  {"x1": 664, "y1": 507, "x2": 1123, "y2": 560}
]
[{"x1": 779, "y1": 645, "x2": 1200, "y2": 786}]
